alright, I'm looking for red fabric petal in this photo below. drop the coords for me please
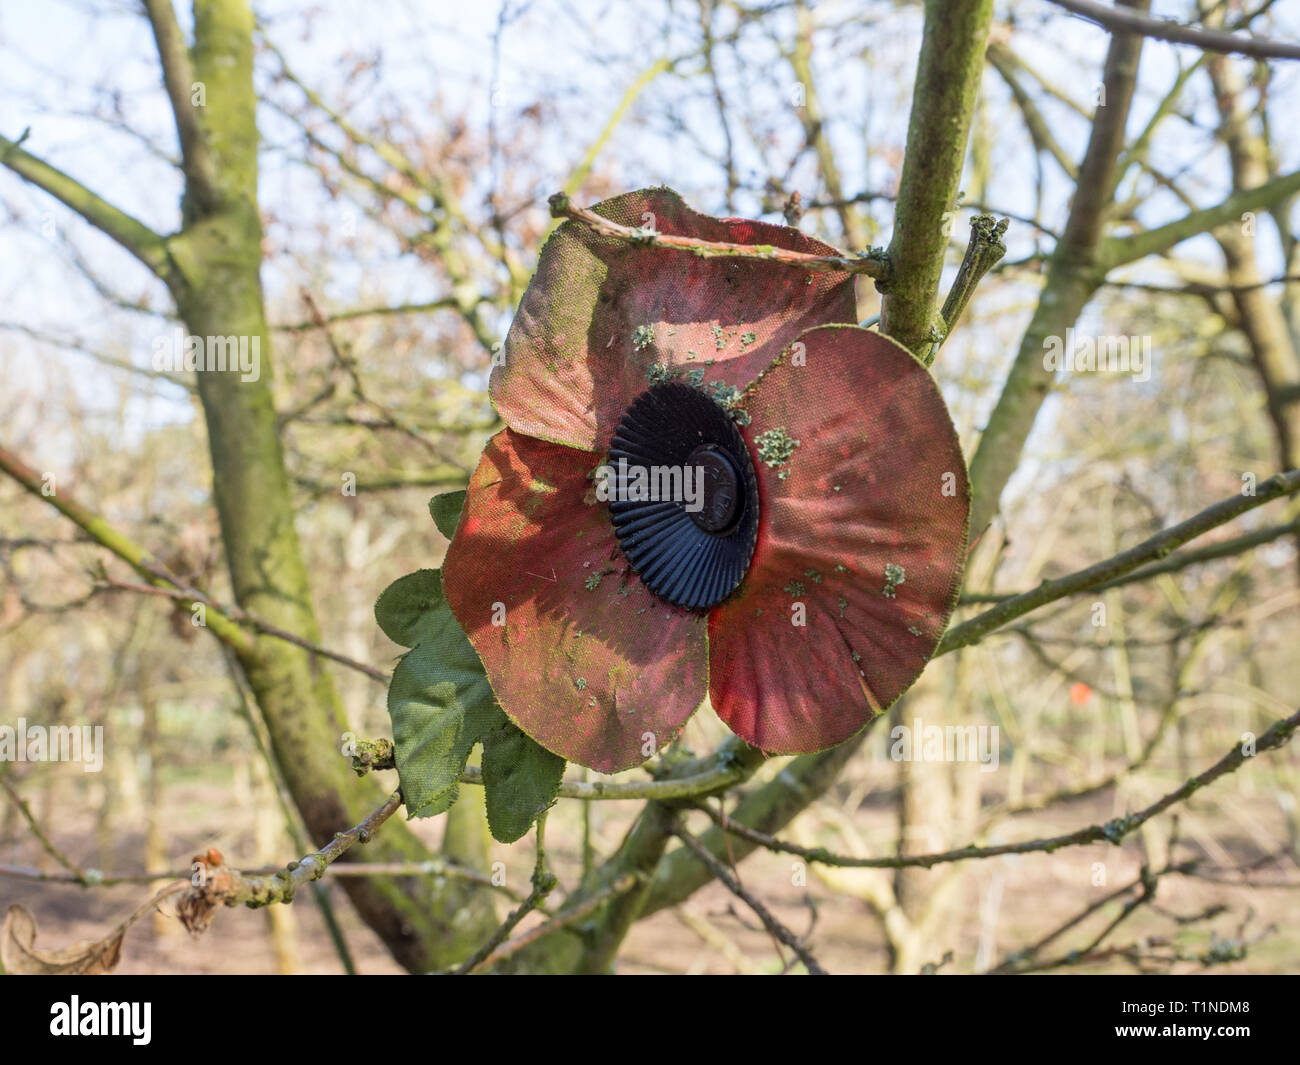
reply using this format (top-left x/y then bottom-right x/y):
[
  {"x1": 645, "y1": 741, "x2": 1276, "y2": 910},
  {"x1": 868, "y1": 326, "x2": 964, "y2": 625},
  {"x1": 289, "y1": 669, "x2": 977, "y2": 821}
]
[
  {"x1": 491, "y1": 188, "x2": 857, "y2": 451},
  {"x1": 442, "y1": 428, "x2": 709, "y2": 772},
  {"x1": 708, "y1": 325, "x2": 970, "y2": 753}
]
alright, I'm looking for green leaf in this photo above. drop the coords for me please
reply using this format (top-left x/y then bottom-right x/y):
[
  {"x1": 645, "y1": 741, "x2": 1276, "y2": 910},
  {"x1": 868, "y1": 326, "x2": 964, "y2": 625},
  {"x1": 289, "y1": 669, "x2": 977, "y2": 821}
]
[
  {"x1": 481, "y1": 724, "x2": 566, "y2": 843},
  {"x1": 374, "y1": 569, "x2": 444, "y2": 648},
  {"x1": 429, "y1": 490, "x2": 467, "y2": 540},
  {"x1": 387, "y1": 598, "x2": 506, "y2": 819}
]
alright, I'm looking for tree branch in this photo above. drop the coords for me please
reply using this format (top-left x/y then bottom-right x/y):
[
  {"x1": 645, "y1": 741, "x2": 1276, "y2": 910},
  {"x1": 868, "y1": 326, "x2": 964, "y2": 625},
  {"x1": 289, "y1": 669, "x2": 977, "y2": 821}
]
[
  {"x1": 547, "y1": 192, "x2": 889, "y2": 279},
  {"x1": 938, "y1": 468, "x2": 1300, "y2": 654},
  {"x1": 1092, "y1": 515, "x2": 1300, "y2": 591},
  {"x1": 879, "y1": 0, "x2": 995, "y2": 355},
  {"x1": 1103, "y1": 168, "x2": 1300, "y2": 268},
  {"x1": 643, "y1": 732, "x2": 866, "y2": 916},
  {"x1": 465, "y1": 873, "x2": 641, "y2": 972},
  {"x1": 141, "y1": 0, "x2": 218, "y2": 210},
  {"x1": 558, "y1": 58, "x2": 672, "y2": 200},
  {"x1": 697, "y1": 706, "x2": 1299, "y2": 870},
  {"x1": 0, "y1": 132, "x2": 175, "y2": 281},
  {"x1": 178, "y1": 791, "x2": 402, "y2": 926},
  {"x1": 963, "y1": 514, "x2": 1300, "y2": 602},
  {"x1": 967, "y1": 0, "x2": 1148, "y2": 535},
  {"x1": 353, "y1": 734, "x2": 762, "y2": 801},
  {"x1": 937, "y1": 213, "x2": 1008, "y2": 354},
  {"x1": 0, "y1": 443, "x2": 393, "y2": 687},
  {"x1": 986, "y1": 40, "x2": 1079, "y2": 180},
  {"x1": 454, "y1": 814, "x2": 556, "y2": 974},
  {"x1": 98, "y1": 576, "x2": 389, "y2": 684},
  {"x1": 0, "y1": 777, "x2": 89, "y2": 883},
  {"x1": 1047, "y1": 0, "x2": 1300, "y2": 61},
  {"x1": 0, "y1": 443, "x2": 249, "y2": 655},
  {"x1": 670, "y1": 825, "x2": 827, "y2": 974}
]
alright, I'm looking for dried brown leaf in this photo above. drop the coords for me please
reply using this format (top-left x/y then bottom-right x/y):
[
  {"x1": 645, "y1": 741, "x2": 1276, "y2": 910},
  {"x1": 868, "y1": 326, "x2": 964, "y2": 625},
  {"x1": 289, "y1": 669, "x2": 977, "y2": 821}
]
[{"x1": 1, "y1": 881, "x2": 186, "y2": 975}]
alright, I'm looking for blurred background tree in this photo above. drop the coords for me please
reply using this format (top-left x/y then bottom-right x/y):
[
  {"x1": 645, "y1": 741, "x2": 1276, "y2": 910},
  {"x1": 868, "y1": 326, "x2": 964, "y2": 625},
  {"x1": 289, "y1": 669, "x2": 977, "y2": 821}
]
[{"x1": 1, "y1": 0, "x2": 1298, "y2": 974}]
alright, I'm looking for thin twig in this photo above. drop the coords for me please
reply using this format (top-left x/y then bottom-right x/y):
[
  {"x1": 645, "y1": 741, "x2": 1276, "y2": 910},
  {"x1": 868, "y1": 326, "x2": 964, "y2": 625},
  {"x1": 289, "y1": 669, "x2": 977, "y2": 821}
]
[
  {"x1": 547, "y1": 192, "x2": 889, "y2": 279},
  {"x1": 1047, "y1": 0, "x2": 1300, "y2": 61},
  {"x1": 693, "y1": 707, "x2": 1299, "y2": 870},
  {"x1": 670, "y1": 826, "x2": 827, "y2": 975},
  {"x1": 0, "y1": 857, "x2": 523, "y2": 897},
  {"x1": 938, "y1": 468, "x2": 1300, "y2": 655},
  {"x1": 454, "y1": 813, "x2": 557, "y2": 974},
  {"x1": 179, "y1": 791, "x2": 403, "y2": 920},
  {"x1": 352, "y1": 736, "x2": 758, "y2": 801},
  {"x1": 0, "y1": 442, "x2": 390, "y2": 686},
  {"x1": 935, "y1": 214, "x2": 1008, "y2": 359},
  {"x1": 0, "y1": 776, "x2": 89, "y2": 882},
  {"x1": 465, "y1": 873, "x2": 642, "y2": 972},
  {"x1": 98, "y1": 575, "x2": 389, "y2": 684}
]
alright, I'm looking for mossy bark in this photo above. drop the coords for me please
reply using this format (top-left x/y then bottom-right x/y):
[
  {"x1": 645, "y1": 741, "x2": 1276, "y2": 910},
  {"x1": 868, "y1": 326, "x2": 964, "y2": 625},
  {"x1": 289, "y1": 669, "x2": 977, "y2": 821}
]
[
  {"x1": 165, "y1": 0, "x2": 498, "y2": 971},
  {"x1": 967, "y1": 1, "x2": 1150, "y2": 535},
  {"x1": 1206, "y1": 51, "x2": 1300, "y2": 583},
  {"x1": 879, "y1": 0, "x2": 995, "y2": 356},
  {"x1": 0, "y1": 0, "x2": 503, "y2": 973}
]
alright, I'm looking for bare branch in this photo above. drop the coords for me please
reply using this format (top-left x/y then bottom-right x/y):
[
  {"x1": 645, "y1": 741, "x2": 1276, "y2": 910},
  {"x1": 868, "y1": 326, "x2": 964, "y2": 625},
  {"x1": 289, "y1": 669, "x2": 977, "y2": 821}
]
[
  {"x1": 671, "y1": 825, "x2": 827, "y2": 974},
  {"x1": 97, "y1": 576, "x2": 389, "y2": 684},
  {"x1": 0, "y1": 132, "x2": 176, "y2": 281},
  {"x1": 1047, "y1": 0, "x2": 1300, "y2": 61},
  {"x1": 177, "y1": 791, "x2": 402, "y2": 925},
  {"x1": 559, "y1": 58, "x2": 673, "y2": 200},
  {"x1": 0, "y1": 777, "x2": 88, "y2": 883},
  {"x1": 0, "y1": 443, "x2": 392, "y2": 687},
  {"x1": 141, "y1": 0, "x2": 218, "y2": 208},
  {"x1": 938, "y1": 468, "x2": 1300, "y2": 654},
  {"x1": 350, "y1": 732, "x2": 764, "y2": 801},
  {"x1": 936, "y1": 214, "x2": 1008, "y2": 353},
  {"x1": 547, "y1": 192, "x2": 889, "y2": 279},
  {"x1": 453, "y1": 814, "x2": 556, "y2": 974},
  {"x1": 1104, "y1": 168, "x2": 1300, "y2": 268},
  {"x1": 463, "y1": 873, "x2": 641, "y2": 972},
  {"x1": 696, "y1": 707, "x2": 1300, "y2": 869},
  {"x1": 880, "y1": 0, "x2": 995, "y2": 355}
]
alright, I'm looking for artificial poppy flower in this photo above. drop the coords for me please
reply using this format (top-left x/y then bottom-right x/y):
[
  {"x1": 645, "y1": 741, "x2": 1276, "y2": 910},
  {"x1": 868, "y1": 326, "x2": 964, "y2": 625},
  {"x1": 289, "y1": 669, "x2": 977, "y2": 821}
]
[{"x1": 442, "y1": 188, "x2": 970, "y2": 772}]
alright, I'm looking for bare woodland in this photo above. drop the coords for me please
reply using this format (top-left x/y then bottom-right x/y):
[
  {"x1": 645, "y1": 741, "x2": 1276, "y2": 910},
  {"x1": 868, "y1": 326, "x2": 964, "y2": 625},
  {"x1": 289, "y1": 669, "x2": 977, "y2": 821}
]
[{"x1": 1, "y1": 0, "x2": 1298, "y2": 975}]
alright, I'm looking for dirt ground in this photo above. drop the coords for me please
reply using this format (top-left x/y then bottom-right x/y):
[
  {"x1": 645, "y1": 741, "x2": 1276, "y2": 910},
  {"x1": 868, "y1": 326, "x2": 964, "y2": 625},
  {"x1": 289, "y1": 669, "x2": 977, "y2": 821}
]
[{"x1": 3, "y1": 769, "x2": 1296, "y2": 975}]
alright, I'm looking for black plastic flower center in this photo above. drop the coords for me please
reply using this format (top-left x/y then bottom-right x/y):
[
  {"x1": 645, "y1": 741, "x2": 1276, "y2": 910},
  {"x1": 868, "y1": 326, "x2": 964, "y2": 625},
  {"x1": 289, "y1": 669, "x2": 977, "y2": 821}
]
[
  {"x1": 685, "y1": 444, "x2": 741, "y2": 534},
  {"x1": 606, "y1": 382, "x2": 759, "y2": 610}
]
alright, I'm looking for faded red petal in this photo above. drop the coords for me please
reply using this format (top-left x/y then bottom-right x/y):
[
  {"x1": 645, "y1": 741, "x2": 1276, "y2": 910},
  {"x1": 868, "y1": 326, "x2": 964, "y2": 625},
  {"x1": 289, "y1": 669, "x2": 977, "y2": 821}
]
[
  {"x1": 492, "y1": 188, "x2": 857, "y2": 452},
  {"x1": 442, "y1": 428, "x2": 709, "y2": 772},
  {"x1": 709, "y1": 325, "x2": 970, "y2": 754}
]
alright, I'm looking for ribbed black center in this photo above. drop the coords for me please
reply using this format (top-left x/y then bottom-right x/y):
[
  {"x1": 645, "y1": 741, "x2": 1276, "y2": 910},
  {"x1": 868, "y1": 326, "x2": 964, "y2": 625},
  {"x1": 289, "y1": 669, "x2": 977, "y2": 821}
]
[{"x1": 607, "y1": 382, "x2": 759, "y2": 611}]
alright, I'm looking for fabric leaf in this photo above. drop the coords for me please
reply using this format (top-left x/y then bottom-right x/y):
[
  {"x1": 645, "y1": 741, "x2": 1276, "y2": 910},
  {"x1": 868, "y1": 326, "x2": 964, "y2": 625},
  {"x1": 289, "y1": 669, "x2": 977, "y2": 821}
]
[
  {"x1": 481, "y1": 723, "x2": 566, "y2": 843},
  {"x1": 374, "y1": 568, "x2": 445, "y2": 648},
  {"x1": 430, "y1": 489, "x2": 467, "y2": 540},
  {"x1": 387, "y1": 597, "x2": 507, "y2": 818}
]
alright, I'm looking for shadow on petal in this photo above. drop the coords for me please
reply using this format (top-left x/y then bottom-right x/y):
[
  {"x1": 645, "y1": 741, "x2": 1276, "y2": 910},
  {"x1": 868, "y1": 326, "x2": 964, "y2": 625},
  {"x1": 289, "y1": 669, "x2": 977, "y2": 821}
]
[
  {"x1": 709, "y1": 325, "x2": 970, "y2": 753},
  {"x1": 444, "y1": 428, "x2": 710, "y2": 772}
]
